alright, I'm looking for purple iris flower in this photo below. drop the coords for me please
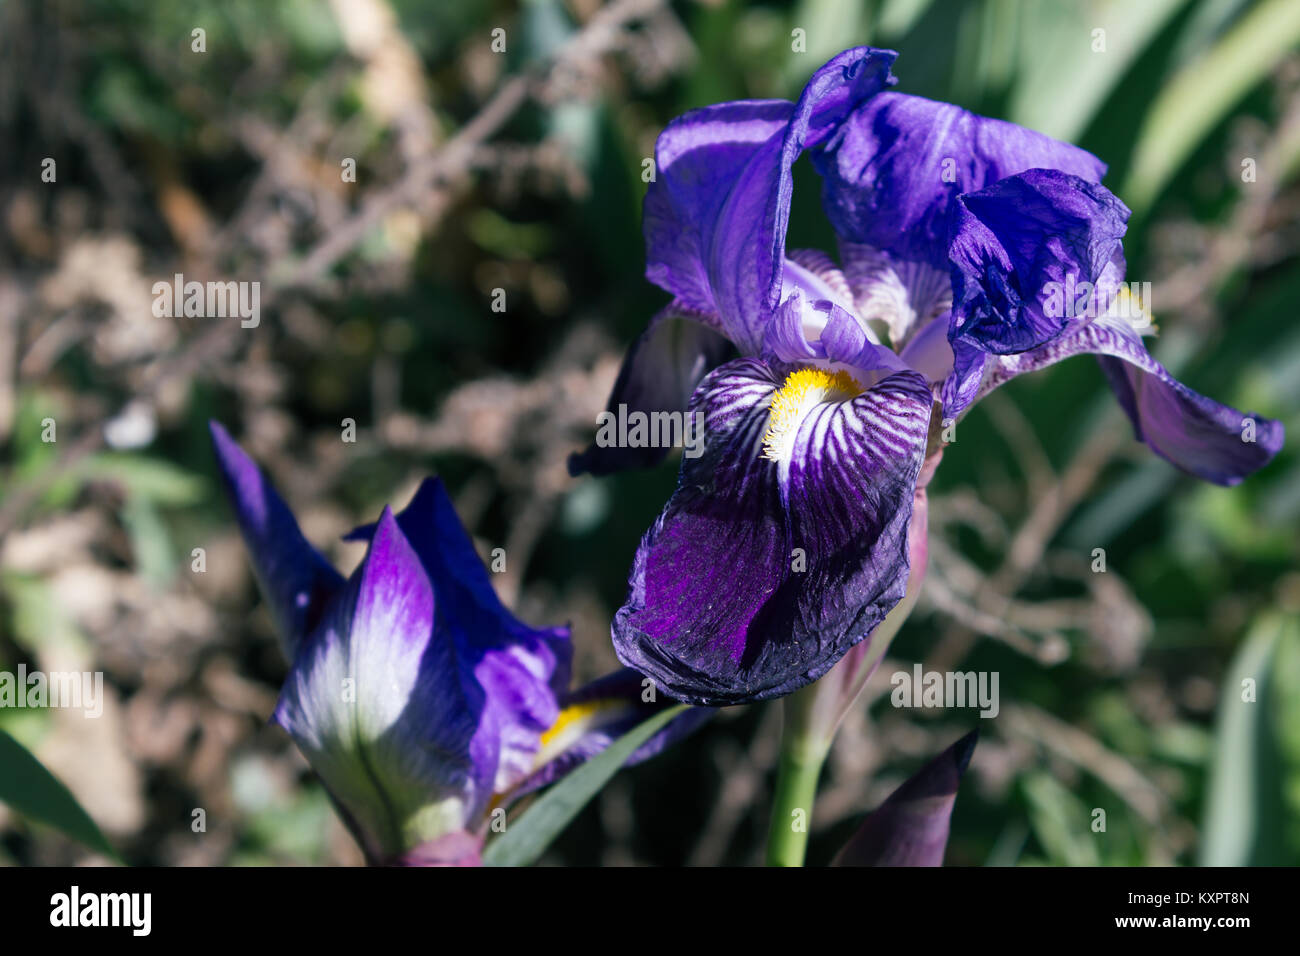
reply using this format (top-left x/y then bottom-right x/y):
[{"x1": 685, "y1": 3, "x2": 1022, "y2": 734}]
[
  {"x1": 571, "y1": 47, "x2": 1283, "y2": 707},
  {"x1": 210, "y1": 423, "x2": 707, "y2": 864}
]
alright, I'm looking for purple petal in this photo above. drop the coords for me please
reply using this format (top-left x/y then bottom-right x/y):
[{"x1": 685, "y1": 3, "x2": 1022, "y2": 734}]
[
  {"x1": 613, "y1": 357, "x2": 933, "y2": 705},
  {"x1": 816, "y1": 91, "x2": 1107, "y2": 269},
  {"x1": 515, "y1": 668, "x2": 716, "y2": 795},
  {"x1": 279, "y1": 482, "x2": 571, "y2": 859},
  {"x1": 346, "y1": 478, "x2": 572, "y2": 786},
  {"x1": 569, "y1": 301, "x2": 734, "y2": 476},
  {"x1": 274, "y1": 508, "x2": 450, "y2": 861},
  {"x1": 832, "y1": 730, "x2": 977, "y2": 867},
  {"x1": 972, "y1": 314, "x2": 1285, "y2": 486},
  {"x1": 948, "y1": 168, "x2": 1130, "y2": 357},
  {"x1": 209, "y1": 421, "x2": 344, "y2": 659},
  {"x1": 644, "y1": 48, "x2": 896, "y2": 352},
  {"x1": 763, "y1": 289, "x2": 906, "y2": 373}
]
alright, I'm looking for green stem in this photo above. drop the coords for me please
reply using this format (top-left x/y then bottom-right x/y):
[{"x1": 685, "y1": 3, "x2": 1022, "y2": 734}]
[{"x1": 765, "y1": 697, "x2": 830, "y2": 867}]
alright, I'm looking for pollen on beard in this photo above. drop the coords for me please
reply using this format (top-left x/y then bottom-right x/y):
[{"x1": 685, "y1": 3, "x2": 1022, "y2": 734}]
[{"x1": 762, "y1": 367, "x2": 862, "y2": 463}]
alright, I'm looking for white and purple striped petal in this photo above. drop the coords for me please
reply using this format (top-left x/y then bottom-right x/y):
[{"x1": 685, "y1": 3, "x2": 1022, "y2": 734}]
[{"x1": 612, "y1": 358, "x2": 933, "y2": 705}]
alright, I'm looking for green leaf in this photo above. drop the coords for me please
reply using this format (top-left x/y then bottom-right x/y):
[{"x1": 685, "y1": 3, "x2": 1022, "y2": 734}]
[
  {"x1": 1022, "y1": 771, "x2": 1101, "y2": 866},
  {"x1": 0, "y1": 729, "x2": 121, "y2": 862},
  {"x1": 483, "y1": 705, "x2": 687, "y2": 867},
  {"x1": 121, "y1": 495, "x2": 178, "y2": 589},
  {"x1": 1201, "y1": 612, "x2": 1300, "y2": 865},
  {"x1": 1008, "y1": 0, "x2": 1187, "y2": 144},
  {"x1": 75, "y1": 453, "x2": 206, "y2": 506},
  {"x1": 1123, "y1": 0, "x2": 1300, "y2": 215}
]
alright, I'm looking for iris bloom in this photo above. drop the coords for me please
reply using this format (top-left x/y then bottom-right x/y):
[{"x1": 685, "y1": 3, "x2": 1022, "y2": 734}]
[
  {"x1": 571, "y1": 47, "x2": 1283, "y2": 706},
  {"x1": 211, "y1": 423, "x2": 706, "y2": 864}
]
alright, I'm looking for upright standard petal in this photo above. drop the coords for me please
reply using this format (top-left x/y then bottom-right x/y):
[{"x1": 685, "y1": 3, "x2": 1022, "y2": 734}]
[
  {"x1": 209, "y1": 421, "x2": 343, "y2": 659},
  {"x1": 832, "y1": 730, "x2": 977, "y2": 867},
  {"x1": 815, "y1": 91, "x2": 1107, "y2": 269},
  {"x1": 942, "y1": 169, "x2": 1130, "y2": 417},
  {"x1": 948, "y1": 168, "x2": 1130, "y2": 353},
  {"x1": 644, "y1": 48, "x2": 896, "y2": 352},
  {"x1": 971, "y1": 312, "x2": 1285, "y2": 486},
  {"x1": 569, "y1": 302, "x2": 735, "y2": 477},
  {"x1": 613, "y1": 357, "x2": 933, "y2": 705}
]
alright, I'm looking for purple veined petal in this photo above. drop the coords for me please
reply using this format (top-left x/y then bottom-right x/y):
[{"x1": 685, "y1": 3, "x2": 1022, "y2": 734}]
[
  {"x1": 645, "y1": 48, "x2": 897, "y2": 352},
  {"x1": 840, "y1": 242, "x2": 952, "y2": 349},
  {"x1": 815, "y1": 91, "x2": 1108, "y2": 269},
  {"x1": 947, "y1": 168, "x2": 1131, "y2": 358},
  {"x1": 832, "y1": 730, "x2": 977, "y2": 867},
  {"x1": 209, "y1": 421, "x2": 344, "y2": 660},
  {"x1": 613, "y1": 357, "x2": 933, "y2": 705},
  {"x1": 569, "y1": 301, "x2": 735, "y2": 477},
  {"x1": 344, "y1": 479, "x2": 571, "y2": 794},
  {"x1": 970, "y1": 312, "x2": 1285, "y2": 486},
  {"x1": 513, "y1": 667, "x2": 717, "y2": 797}
]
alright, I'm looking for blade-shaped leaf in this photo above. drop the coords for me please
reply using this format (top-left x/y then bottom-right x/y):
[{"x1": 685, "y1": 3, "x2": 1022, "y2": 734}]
[
  {"x1": 1200, "y1": 612, "x2": 1300, "y2": 865},
  {"x1": 1124, "y1": 0, "x2": 1300, "y2": 215},
  {"x1": 0, "y1": 730, "x2": 121, "y2": 862},
  {"x1": 483, "y1": 704, "x2": 687, "y2": 867}
]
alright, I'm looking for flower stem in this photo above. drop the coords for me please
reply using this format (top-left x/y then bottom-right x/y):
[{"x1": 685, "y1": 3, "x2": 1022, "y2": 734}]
[{"x1": 765, "y1": 693, "x2": 831, "y2": 867}]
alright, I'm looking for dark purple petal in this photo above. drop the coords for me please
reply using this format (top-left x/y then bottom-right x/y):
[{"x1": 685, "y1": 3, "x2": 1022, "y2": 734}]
[
  {"x1": 832, "y1": 730, "x2": 977, "y2": 867},
  {"x1": 972, "y1": 314, "x2": 1285, "y2": 486},
  {"x1": 514, "y1": 667, "x2": 716, "y2": 795},
  {"x1": 816, "y1": 91, "x2": 1107, "y2": 269},
  {"x1": 644, "y1": 48, "x2": 896, "y2": 352},
  {"x1": 948, "y1": 168, "x2": 1130, "y2": 357},
  {"x1": 569, "y1": 301, "x2": 735, "y2": 476},
  {"x1": 613, "y1": 357, "x2": 933, "y2": 705},
  {"x1": 209, "y1": 421, "x2": 344, "y2": 659}
]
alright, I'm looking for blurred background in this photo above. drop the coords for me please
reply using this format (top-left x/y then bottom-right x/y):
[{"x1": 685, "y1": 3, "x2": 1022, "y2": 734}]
[{"x1": 0, "y1": 0, "x2": 1297, "y2": 866}]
